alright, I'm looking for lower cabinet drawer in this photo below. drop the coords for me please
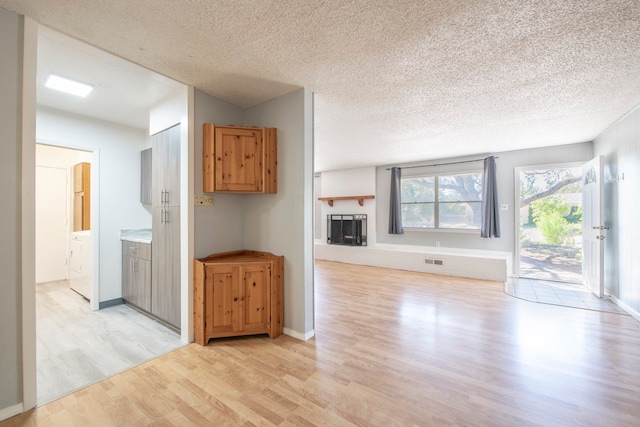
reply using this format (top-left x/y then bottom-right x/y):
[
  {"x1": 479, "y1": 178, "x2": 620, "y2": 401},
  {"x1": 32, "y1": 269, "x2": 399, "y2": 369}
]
[{"x1": 123, "y1": 241, "x2": 151, "y2": 260}]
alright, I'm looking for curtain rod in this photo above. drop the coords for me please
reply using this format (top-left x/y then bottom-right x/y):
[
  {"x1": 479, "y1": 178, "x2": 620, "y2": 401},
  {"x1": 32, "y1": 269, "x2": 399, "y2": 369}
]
[{"x1": 385, "y1": 156, "x2": 498, "y2": 170}]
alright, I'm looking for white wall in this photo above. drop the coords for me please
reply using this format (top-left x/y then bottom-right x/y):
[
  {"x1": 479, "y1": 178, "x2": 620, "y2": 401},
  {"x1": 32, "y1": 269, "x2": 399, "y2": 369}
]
[
  {"x1": 0, "y1": 6, "x2": 23, "y2": 415},
  {"x1": 193, "y1": 88, "x2": 315, "y2": 339},
  {"x1": 318, "y1": 167, "x2": 376, "y2": 246},
  {"x1": 319, "y1": 143, "x2": 594, "y2": 274},
  {"x1": 149, "y1": 86, "x2": 193, "y2": 342},
  {"x1": 36, "y1": 107, "x2": 151, "y2": 303},
  {"x1": 594, "y1": 104, "x2": 640, "y2": 317},
  {"x1": 193, "y1": 89, "x2": 245, "y2": 257},
  {"x1": 244, "y1": 88, "x2": 315, "y2": 339}
]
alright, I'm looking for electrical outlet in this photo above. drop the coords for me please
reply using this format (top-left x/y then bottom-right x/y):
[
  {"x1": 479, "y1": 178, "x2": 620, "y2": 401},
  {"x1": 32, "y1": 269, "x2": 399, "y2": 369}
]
[
  {"x1": 500, "y1": 204, "x2": 508, "y2": 211},
  {"x1": 435, "y1": 242, "x2": 440, "y2": 247},
  {"x1": 195, "y1": 194, "x2": 213, "y2": 206}
]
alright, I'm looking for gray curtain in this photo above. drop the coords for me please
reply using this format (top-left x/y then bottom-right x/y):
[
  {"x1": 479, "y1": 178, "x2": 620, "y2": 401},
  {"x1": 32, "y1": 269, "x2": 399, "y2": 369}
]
[
  {"x1": 481, "y1": 156, "x2": 501, "y2": 238},
  {"x1": 388, "y1": 167, "x2": 404, "y2": 234}
]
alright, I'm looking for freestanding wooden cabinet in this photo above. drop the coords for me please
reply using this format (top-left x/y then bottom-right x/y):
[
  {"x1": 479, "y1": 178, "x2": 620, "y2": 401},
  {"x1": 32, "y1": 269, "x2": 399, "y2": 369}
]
[
  {"x1": 73, "y1": 162, "x2": 90, "y2": 231},
  {"x1": 122, "y1": 240, "x2": 152, "y2": 312},
  {"x1": 193, "y1": 250, "x2": 284, "y2": 345},
  {"x1": 202, "y1": 124, "x2": 277, "y2": 193},
  {"x1": 151, "y1": 124, "x2": 181, "y2": 328}
]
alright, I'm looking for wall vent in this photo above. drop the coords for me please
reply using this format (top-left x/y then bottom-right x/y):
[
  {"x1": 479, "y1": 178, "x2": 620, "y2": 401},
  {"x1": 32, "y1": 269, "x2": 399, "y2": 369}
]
[{"x1": 425, "y1": 258, "x2": 444, "y2": 266}]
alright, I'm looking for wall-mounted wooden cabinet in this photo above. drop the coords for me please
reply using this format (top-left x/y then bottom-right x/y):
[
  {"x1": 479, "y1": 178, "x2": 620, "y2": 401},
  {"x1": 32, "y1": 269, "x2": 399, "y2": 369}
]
[
  {"x1": 203, "y1": 124, "x2": 277, "y2": 194},
  {"x1": 193, "y1": 250, "x2": 284, "y2": 345},
  {"x1": 73, "y1": 162, "x2": 90, "y2": 231}
]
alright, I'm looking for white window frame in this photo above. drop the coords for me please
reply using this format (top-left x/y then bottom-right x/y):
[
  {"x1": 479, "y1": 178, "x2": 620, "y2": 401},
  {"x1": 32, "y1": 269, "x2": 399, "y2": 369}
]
[{"x1": 401, "y1": 170, "x2": 483, "y2": 231}]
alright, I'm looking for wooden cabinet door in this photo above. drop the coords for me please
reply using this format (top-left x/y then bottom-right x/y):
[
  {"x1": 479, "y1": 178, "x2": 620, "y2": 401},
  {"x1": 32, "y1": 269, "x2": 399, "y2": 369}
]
[
  {"x1": 152, "y1": 206, "x2": 181, "y2": 327},
  {"x1": 73, "y1": 193, "x2": 83, "y2": 232},
  {"x1": 122, "y1": 242, "x2": 152, "y2": 312},
  {"x1": 240, "y1": 263, "x2": 271, "y2": 333},
  {"x1": 122, "y1": 248, "x2": 132, "y2": 304},
  {"x1": 73, "y1": 162, "x2": 86, "y2": 193},
  {"x1": 204, "y1": 264, "x2": 241, "y2": 336},
  {"x1": 73, "y1": 162, "x2": 90, "y2": 231},
  {"x1": 131, "y1": 258, "x2": 152, "y2": 312},
  {"x1": 152, "y1": 124, "x2": 180, "y2": 207},
  {"x1": 214, "y1": 127, "x2": 263, "y2": 192}
]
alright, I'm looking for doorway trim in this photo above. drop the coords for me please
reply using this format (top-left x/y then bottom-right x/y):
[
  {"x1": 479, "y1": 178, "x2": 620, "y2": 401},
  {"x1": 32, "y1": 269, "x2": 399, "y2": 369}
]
[
  {"x1": 21, "y1": 15, "x2": 38, "y2": 412},
  {"x1": 513, "y1": 161, "x2": 584, "y2": 280},
  {"x1": 36, "y1": 141, "x2": 101, "y2": 310}
]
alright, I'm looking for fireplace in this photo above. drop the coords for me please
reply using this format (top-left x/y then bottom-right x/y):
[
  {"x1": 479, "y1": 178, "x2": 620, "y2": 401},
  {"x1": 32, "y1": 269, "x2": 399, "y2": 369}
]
[{"x1": 327, "y1": 214, "x2": 367, "y2": 246}]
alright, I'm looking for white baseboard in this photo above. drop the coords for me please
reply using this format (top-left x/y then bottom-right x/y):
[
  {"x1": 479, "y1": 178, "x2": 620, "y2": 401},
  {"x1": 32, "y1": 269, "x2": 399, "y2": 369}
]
[
  {"x1": 283, "y1": 327, "x2": 315, "y2": 341},
  {"x1": 0, "y1": 403, "x2": 23, "y2": 422},
  {"x1": 315, "y1": 243, "x2": 511, "y2": 282},
  {"x1": 608, "y1": 295, "x2": 640, "y2": 322}
]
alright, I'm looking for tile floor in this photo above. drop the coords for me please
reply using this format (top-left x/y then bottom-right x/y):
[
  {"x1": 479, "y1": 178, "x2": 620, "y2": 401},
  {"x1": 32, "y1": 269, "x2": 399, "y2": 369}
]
[
  {"x1": 505, "y1": 277, "x2": 628, "y2": 314},
  {"x1": 36, "y1": 280, "x2": 184, "y2": 405}
]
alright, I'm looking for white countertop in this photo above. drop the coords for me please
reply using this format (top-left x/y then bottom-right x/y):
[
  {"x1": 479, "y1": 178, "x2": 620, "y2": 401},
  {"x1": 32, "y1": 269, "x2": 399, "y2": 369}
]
[{"x1": 120, "y1": 229, "x2": 152, "y2": 244}]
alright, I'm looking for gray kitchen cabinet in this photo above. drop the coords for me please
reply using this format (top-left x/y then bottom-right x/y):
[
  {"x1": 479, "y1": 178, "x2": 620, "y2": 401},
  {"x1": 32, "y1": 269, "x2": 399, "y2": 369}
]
[
  {"x1": 152, "y1": 125, "x2": 180, "y2": 208},
  {"x1": 140, "y1": 148, "x2": 152, "y2": 204},
  {"x1": 122, "y1": 240, "x2": 152, "y2": 312},
  {"x1": 152, "y1": 206, "x2": 180, "y2": 327},
  {"x1": 151, "y1": 124, "x2": 181, "y2": 328}
]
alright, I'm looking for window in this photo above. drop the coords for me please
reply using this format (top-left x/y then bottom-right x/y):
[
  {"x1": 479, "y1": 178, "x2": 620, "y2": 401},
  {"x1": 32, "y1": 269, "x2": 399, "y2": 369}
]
[{"x1": 401, "y1": 172, "x2": 483, "y2": 229}]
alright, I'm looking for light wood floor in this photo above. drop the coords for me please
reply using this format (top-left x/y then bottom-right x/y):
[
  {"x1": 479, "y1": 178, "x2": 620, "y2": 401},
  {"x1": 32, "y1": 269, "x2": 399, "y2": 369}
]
[
  {"x1": 35, "y1": 280, "x2": 183, "y2": 405},
  {"x1": 5, "y1": 262, "x2": 640, "y2": 426}
]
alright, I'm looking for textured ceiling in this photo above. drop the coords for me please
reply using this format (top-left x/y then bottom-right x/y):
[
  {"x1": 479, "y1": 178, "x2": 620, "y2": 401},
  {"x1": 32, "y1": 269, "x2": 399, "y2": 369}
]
[{"x1": 3, "y1": 0, "x2": 640, "y2": 172}]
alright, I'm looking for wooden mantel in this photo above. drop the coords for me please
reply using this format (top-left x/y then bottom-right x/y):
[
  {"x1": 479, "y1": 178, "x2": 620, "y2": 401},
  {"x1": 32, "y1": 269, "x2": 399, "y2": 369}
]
[{"x1": 318, "y1": 195, "x2": 375, "y2": 207}]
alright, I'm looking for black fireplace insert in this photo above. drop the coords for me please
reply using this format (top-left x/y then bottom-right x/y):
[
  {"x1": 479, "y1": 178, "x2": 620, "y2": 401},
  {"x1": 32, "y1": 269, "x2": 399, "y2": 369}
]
[{"x1": 327, "y1": 214, "x2": 367, "y2": 246}]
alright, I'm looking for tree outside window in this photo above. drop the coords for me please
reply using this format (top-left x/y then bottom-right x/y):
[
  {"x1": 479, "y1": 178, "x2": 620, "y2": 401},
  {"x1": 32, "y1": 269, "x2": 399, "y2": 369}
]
[{"x1": 401, "y1": 172, "x2": 482, "y2": 229}]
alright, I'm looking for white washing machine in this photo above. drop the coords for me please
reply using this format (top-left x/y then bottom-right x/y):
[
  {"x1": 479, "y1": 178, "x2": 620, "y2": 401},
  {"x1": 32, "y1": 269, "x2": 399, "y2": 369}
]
[{"x1": 70, "y1": 231, "x2": 92, "y2": 300}]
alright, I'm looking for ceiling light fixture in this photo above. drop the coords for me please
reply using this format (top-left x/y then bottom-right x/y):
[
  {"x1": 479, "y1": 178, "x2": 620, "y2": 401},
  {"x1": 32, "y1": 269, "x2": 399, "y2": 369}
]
[{"x1": 45, "y1": 74, "x2": 93, "y2": 98}]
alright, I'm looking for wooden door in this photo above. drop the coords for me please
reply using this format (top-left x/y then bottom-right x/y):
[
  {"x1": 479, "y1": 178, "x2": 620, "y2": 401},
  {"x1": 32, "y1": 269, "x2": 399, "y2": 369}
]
[
  {"x1": 214, "y1": 127, "x2": 263, "y2": 192},
  {"x1": 240, "y1": 263, "x2": 271, "y2": 333},
  {"x1": 204, "y1": 264, "x2": 241, "y2": 336}
]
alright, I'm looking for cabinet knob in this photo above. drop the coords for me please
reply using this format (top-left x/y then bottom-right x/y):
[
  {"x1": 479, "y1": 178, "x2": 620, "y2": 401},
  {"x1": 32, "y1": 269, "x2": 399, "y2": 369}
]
[{"x1": 233, "y1": 297, "x2": 238, "y2": 302}]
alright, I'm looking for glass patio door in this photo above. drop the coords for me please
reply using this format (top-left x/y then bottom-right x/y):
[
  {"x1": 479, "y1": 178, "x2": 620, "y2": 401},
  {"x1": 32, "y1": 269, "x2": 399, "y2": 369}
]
[{"x1": 517, "y1": 165, "x2": 583, "y2": 283}]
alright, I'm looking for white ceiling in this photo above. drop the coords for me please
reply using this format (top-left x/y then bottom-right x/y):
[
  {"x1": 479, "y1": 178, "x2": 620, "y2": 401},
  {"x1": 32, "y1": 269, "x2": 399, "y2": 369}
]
[
  {"x1": 3, "y1": 0, "x2": 640, "y2": 172},
  {"x1": 36, "y1": 26, "x2": 184, "y2": 130}
]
